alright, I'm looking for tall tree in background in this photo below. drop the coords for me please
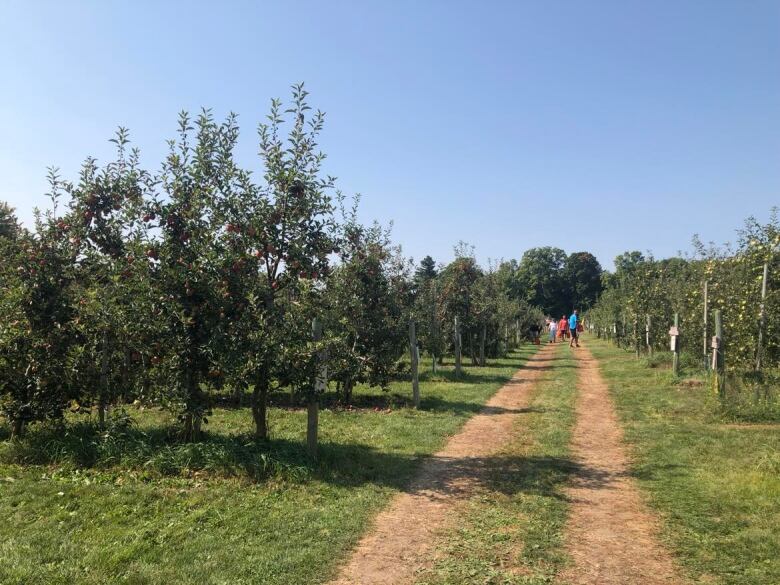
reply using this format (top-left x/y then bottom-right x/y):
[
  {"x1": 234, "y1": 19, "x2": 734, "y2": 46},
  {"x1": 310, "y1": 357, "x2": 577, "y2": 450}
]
[
  {"x1": 516, "y1": 246, "x2": 568, "y2": 316},
  {"x1": 413, "y1": 255, "x2": 437, "y2": 290},
  {"x1": 411, "y1": 255, "x2": 444, "y2": 364},
  {"x1": 0, "y1": 202, "x2": 20, "y2": 239},
  {"x1": 564, "y1": 251, "x2": 603, "y2": 311}
]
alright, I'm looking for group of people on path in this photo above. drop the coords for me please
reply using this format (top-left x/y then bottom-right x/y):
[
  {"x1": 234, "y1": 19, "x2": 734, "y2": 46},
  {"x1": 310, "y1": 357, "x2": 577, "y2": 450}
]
[{"x1": 546, "y1": 310, "x2": 581, "y2": 348}]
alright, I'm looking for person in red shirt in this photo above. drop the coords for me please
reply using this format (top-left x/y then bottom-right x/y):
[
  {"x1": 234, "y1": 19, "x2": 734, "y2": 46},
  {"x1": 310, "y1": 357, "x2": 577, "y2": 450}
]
[{"x1": 558, "y1": 315, "x2": 568, "y2": 340}]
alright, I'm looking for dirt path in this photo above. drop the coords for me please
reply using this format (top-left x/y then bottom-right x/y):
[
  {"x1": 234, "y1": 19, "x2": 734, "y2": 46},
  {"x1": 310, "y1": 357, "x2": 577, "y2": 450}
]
[
  {"x1": 327, "y1": 344, "x2": 555, "y2": 585},
  {"x1": 559, "y1": 344, "x2": 684, "y2": 585}
]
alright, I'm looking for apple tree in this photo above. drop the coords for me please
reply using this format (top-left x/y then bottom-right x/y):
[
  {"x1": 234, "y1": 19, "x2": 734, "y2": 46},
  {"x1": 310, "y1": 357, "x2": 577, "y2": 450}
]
[
  {"x1": 0, "y1": 178, "x2": 79, "y2": 437},
  {"x1": 219, "y1": 84, "x2": 338, "y2": 439}
]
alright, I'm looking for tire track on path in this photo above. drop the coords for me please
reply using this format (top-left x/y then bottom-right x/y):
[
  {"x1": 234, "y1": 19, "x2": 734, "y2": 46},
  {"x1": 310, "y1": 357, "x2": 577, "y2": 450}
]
[
  {"x1": 559, "y1": 344, "x2": 684, "y2": 585},
  {"x1": 327, "y1": 344, "x2": 556, "y2": 585}
]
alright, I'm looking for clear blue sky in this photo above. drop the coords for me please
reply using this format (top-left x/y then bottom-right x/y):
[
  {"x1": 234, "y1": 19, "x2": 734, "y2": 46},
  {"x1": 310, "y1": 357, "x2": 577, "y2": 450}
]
[{"x1": 1, "y1": 1, "x2": 778, "y2": 269}]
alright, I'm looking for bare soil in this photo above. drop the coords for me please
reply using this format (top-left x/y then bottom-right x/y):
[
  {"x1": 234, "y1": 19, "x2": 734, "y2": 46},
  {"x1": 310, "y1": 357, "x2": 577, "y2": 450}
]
[
  {"x1": 326, "y1": 345, "x2": 554, "y2": 585},
  {"x1": 559, "y1": 345, "x2": 685, "y2": 585}
]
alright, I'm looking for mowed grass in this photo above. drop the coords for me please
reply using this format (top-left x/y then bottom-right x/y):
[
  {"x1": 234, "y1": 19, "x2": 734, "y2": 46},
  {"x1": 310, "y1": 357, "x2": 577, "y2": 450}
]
[
  {"x1": 0, "y1": 346, "x2": 537, "y2": 585},
  {"x1": 416, "y1": 342, "x2": 578, "y2": 585},
  {"x1": 588, "y1": 337, "x2": 780, "y2": 585}
]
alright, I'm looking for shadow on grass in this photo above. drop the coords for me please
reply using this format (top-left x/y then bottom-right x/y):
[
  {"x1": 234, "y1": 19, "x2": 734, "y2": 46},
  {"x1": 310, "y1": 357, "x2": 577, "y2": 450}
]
[
  {"x1": 213, "y1": 353, "x2": 544, "y2": 414},
  {"x1": 259, "y1": 389, "x2": 536, "y2": 415},
  {"x1": 0, "y1": 347, "x2": 557, "y2": 488},
  {"x1": 1, "y1": 417, "x2": 581, "y2": 502},
  {"x1": 629, "y1": 462, "x2": 690, "y2": 482}
]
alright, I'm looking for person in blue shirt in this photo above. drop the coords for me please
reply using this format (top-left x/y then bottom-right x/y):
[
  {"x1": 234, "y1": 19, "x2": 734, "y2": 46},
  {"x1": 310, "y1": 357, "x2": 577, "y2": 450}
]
[{"x1": 569, "y1": 310, "x2": 580, "y2": 348}]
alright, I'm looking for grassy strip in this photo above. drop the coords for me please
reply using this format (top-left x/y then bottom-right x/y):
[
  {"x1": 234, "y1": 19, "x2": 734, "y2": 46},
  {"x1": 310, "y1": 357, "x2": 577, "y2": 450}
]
[
  {"x1": 0, "y1": 346, "x2": 536, "y2": 585},
  {"x1": 588, "y1": 337, "x2": 780, "y2": 585},
  {"x1": 415, "y1": 343, "x2": 578, "y2": 585}
]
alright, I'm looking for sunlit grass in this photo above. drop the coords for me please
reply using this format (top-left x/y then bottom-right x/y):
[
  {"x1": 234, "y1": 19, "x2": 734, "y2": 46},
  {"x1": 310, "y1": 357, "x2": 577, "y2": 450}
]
[
  {"x1": 0, "y1": 346, "x2": 537, "y2": 585},
  {"x1": 416, "y1": 343, "x2": 578, "y2": 584},
  {"x1": 589, "y1": 337, "x2": 780, "y2": 585}
]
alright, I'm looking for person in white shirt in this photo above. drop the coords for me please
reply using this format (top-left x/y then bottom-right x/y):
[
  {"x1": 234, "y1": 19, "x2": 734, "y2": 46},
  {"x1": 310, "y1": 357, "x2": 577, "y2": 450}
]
[{"x1": 548, "y1": 319, "x2": 557, "y2": 343}]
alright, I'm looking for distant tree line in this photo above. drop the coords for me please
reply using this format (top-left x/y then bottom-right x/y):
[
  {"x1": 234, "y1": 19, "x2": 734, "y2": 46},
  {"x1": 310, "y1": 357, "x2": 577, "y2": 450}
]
[{"x1": 499, "y1": 246, "x2": 603, "y2": 317}]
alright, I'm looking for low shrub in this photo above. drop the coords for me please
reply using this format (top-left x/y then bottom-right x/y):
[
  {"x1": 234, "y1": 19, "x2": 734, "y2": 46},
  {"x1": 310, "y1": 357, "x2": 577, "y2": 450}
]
[
  {"x1": 0, "y1": 409, "x2": 312, "y2": 482},
  {"x1": 718, "y1": 369, "x2": 780, "y2": 422}
]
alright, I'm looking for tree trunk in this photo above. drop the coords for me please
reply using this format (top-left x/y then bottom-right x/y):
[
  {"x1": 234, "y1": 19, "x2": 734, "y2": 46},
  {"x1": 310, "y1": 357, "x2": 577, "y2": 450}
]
[
  {"x1": 409, "y1": 321, "x2": 420, "y2": 408},
  {"x1": 232, "y1": 383, "x2": 244, "y2": 406},
  {"x1": 183, "y1": 412, "x2": 203, "y2": 442},
  {"x1": 454, "y1": 317, "x2": 462, "y2": 378},
  {"x1": 308, "y1": 317, "x2": 326, "y2": 458},
  {"x1": 10, "y1": 418, "x2": 24, "y2": 440},
  {"x1": 479, "y1": 324, "x2": 486, "y2": 367},
  {"x1": 141, "y1": 354, "x2": 151, "y2": 403},
  {"x1": 121, "y1": 348, "x2": 130, "y2": 404},
  {"x1": 252, "y1": 370, "x2": 269, "y2": 440},
  {"x1": 343, "y1": 380, "x2": 354, "y2": 404},
  {"x1": 182, "y1": 358, "x2": 203, "y2": 441},
  {"x1": 469, "y1": 332, "x2": 477, "y2": 366},
  {"x1": 633, "y1": 318, "x2": 640, "y2": 358},
  {"x1": 253, "y1": 291, "x2": 276, "y2": 440}
]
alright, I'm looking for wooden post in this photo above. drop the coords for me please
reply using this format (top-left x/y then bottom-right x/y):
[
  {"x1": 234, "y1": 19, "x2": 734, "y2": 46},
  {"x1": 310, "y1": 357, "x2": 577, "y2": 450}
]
[
  {"x1": 670, "y1": 314, "x2": 680, "y2": 376},
  {"x1": 645, "y1": 314, "x2": 652, "y2": 356},
  {"x1": 99, "y1": 329, "x2": 110, "y2": 426},
  {"x1": 454, "y1": 316, "x2": 462, "y2": 378},
  {"x1": 430, "y1": 284, "x2": 438, "y2": 374},
  {"x1": 308, "y1": 318, "x2": 326, "y2": 458},
  {"x1": 409, "y1": 320, "x2": 420, "y2": 408},
  {"x1": 712, "y1": 310, "x2": 725, "y2": 398},
  {"x1": 703, "y1": 280, "x2": 709, "y2": 370},
  {"x1": 756, "y1": 262, "x2": 769, "y2": 371}
]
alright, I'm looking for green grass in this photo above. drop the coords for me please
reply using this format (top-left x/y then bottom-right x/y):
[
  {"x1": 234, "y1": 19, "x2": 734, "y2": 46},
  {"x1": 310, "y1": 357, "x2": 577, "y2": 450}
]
[
  {"x1": 0, "y1": 346, "x2": 537, "y2": 585},
  {"x1": 415, "y1": 343, "x2": 578, "y2": 585},
  {"x1": 588, "y1": 337, "x2": 780, "y2": 585}
]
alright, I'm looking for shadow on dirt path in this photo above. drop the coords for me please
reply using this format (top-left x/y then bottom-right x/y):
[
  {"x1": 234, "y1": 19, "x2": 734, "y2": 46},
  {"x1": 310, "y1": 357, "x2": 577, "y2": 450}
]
[
  {"x1": 559, "y1": 344, "x2": 685, "y2": 585},
  {"x1": 326, "y1": 344, "x2": 556, "y2": 585}
]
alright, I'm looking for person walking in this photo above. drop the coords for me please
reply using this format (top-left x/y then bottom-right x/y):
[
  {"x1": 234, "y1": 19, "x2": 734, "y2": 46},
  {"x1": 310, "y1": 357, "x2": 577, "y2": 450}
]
[
  {"x1": 530, "y1": 322, "x2": 542, "y2": 345},
  {"x1": 569, "y1": 310, "x2": 580, "y2": 348},
  {"x1": 548, "y1": 318, "x2": 557, "y2": 343},
  {"x1": 558, "y1": 315, "x2": 568, "y2": 340}
]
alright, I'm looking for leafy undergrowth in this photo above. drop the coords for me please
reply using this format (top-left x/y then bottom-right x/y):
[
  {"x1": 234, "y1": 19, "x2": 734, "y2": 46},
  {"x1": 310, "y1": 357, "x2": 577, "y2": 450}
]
[
  {"x1": 415, "y1": 343, "x2": 578, "y2": 585},
  {"x1": 589, "y1": 338, "x2": 780, "y2": 585},
  {"x1": 717, "y1": 369, "x2": 780, "y2": 423},
  {"x1": 0, "y1": 347, "x2": 536, "y2": 585},
  {"x1": 634, "y1": 348, "x2": 780, "y2": 423}
]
